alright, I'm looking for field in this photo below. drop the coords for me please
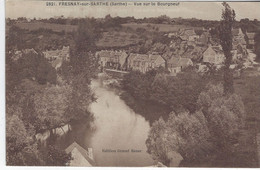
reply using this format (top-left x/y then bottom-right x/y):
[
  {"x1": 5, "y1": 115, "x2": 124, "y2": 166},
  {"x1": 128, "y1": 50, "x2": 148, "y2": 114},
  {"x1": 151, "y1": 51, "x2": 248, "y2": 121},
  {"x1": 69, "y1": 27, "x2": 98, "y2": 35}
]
[
  {"x1": 232, "y1": 66, "x2": 260, "y2": 167},
  {"x1": 96, "y1": 31, "x2": 142, "y2": 48},
  {"x1": 122, "y1": 23, "x2": 203, "y2": 33},
  {"x1": 14, "y1": 22, "x2": 77, "y2": 32}
]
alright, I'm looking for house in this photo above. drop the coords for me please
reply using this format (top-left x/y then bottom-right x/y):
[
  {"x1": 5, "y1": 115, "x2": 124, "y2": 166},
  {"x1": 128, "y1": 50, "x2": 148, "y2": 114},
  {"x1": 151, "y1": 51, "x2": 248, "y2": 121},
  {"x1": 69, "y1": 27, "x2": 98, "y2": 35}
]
[
  {"x1": 96, "y1": 50, "x2": 128, "y2": 70},
  {"x1": 182, "y1": 46, "x2": 206, "y2": 62},
  {"x1": 197, "y1": 31, "x2": 210, "y2": 45},
  {"x1": 246, "y1": 32, "x2": 256, "y2": 49},
  {"x1": 43, "y1": 46, "x2": 70, "y2": 69},
  {"x1": 167, "y1": 57, "x2": 193, "y2": 75},
  {"x1": 127, "y1": 53, "x2": 165, "y2": 73},
  {"x1": 43, "y1": 46, "x2": 70, "y2": 62},
  {"x1": 179, "y1": 28, "x2": 199, "y2": 42},
  {"x1": 231, "y1": 43, "x2": 248, "y2": 62},
  {"x1": 203, "y1": 45, "x2": 225, "y2": 65},
  {"x1": 232, "y1": 28, "x2": 246, "y2": 49},
  {"x1": 65, "y1": 142, "x2": 95, "y2": 167}
]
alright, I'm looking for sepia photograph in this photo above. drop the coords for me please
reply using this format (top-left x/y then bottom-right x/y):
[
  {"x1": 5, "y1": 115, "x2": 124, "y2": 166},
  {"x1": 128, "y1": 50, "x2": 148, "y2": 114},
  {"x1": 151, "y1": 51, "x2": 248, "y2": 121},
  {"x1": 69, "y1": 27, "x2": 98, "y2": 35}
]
[{"x1": 4, "y1": 0, "x2": 260, "y2": 167}]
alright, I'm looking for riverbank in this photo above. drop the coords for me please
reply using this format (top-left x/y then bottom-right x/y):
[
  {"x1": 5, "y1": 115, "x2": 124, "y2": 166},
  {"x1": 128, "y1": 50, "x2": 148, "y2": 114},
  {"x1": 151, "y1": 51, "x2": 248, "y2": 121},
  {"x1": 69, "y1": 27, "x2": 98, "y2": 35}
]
[
  {"x1": 98, "y1": 72, "x2": 172, "y2": 123},
  {"x1": 120, "y1": 91, "x2": 171, "y2": 123}
]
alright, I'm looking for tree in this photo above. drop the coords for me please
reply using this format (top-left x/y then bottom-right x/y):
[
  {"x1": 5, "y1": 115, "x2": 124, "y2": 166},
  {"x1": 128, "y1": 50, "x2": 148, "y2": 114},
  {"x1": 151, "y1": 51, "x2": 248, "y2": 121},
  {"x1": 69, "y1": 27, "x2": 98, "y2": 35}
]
[
  {"x1": 166, "y1": 111, "x2": 211, "y2": 161},
  {"x1": 73, "y1": 20, "x2": 100, "y2": 52},
  {"x1": 146, "y1": 111, "x2": 211, "y2": 166},
  {"x1": 6, "y1": 115, "x2": 34, "y2": 165},
  {"x1": 122, "y1": 68, "x2": 209, "y2": 114},
  {"x1": 8, "y1": 51, "x2": 57, "y2": 86},
  {"x1": 6, "y1": 26, "x2": 25, "y2": 51},
  {"x1": 146, "y1": 117, "x2": 170, "y2": 166},
  {"x1": 34, "y1": 84, "x2": 72, "y2": 130},
  {"x1": 197, "y1": 84, "x2": 245, "y2": 150},
  {"x1": 218, "y1": 2, "x2": 236, "y2": 94},
  {"x1": 40, "y1": 145, "x2": 72, "y2": 166},
  {"x1": 146, "y1": 84, "x2": 245, "y2": 165},
  {"x1": 58, "y1": 20, "x2": 99, "y2": 123}
]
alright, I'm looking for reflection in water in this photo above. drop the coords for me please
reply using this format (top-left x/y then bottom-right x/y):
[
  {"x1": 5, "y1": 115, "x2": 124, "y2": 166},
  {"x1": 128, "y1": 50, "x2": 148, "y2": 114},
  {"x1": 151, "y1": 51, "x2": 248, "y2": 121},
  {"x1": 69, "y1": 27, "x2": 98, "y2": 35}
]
[
  {"x1": 88, "y1": 79, "x2": 154, "y2": 166},
  {"x1": 56, "y1": 78, "x2": 154, "y2": 167}
]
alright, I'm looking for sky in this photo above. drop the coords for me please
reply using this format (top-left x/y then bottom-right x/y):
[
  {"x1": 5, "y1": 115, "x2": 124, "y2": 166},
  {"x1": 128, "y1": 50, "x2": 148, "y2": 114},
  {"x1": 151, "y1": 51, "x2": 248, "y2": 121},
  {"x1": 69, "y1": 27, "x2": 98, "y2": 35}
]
[{"x1": 5, "y1": 0, "x2": 260, "y2": 21}]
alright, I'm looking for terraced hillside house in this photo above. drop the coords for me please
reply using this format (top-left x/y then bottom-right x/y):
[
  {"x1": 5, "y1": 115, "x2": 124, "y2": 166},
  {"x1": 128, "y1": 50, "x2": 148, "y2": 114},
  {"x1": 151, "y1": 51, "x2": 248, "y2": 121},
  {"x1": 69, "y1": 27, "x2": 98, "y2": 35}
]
[
  {"x1": 127, "y1": 53, "x2": 165, "y2": 73},
  {"x1": 96, "y1": 50, "x2": 128, "y2": 70}
]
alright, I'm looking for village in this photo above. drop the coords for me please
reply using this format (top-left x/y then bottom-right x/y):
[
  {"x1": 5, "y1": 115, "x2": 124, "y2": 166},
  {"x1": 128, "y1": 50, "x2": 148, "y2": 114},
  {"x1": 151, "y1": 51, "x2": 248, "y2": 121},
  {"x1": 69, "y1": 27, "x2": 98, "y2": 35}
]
[
  {"x1": 5, "y1": 7, "x2": 260, "y2": 167},
  {"x1": 96, "y1": 27, "x2": 258, "y2": 77},
  {"x1": 10, "y1": 26, "x2": 258, "y2": 79}
]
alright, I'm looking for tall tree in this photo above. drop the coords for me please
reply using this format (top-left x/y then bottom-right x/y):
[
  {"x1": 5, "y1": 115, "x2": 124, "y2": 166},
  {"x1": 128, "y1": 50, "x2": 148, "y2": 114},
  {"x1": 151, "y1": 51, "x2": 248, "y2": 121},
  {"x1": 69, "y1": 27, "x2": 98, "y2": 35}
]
[{"x1": 218, "y1": 2, "x2": 236, "y2": 94}]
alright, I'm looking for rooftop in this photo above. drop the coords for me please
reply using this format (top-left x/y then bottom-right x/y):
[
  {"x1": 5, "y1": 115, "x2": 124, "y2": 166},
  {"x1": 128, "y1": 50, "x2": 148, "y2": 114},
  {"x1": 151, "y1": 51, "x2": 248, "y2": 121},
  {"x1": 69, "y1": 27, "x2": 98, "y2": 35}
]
[{"x1": 65, "y1": 142, "x2": 95, "y2": 166}]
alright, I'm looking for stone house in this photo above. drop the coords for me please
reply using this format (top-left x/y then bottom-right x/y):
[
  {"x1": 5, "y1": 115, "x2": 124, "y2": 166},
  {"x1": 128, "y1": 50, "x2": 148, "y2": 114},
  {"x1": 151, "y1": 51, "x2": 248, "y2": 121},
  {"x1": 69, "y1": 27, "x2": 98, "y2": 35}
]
[
  {"x1": 179, "y1": 28, "x2": 199, "y2": 42},
  {"x1": 197, "y1": 31, "x2": 210, "y2": 45},
  {"x1": 203, "y1": 45, "x2": 225, "y2": 65},
  {"x1": 167, "y1": 57, "x2": 193, "y2": 75},
  {"x1": 232, "y1": 28, "x2": 246, "y2": 49},
  {"x1": 246, "y1": 32, "x2": 256, "y2": 49},
  {"x1": 96, "y1": 50, "x2": 128, "y2": 70},
  {"x1": 43, "y1": 46, "x2": 70, "y2": 69},
  {"x1": 43, "y1": 46, "x2": 70, "y2": 62},
  {"x1": 127, "y1": 53, "x2": 165, "y2": 73}
]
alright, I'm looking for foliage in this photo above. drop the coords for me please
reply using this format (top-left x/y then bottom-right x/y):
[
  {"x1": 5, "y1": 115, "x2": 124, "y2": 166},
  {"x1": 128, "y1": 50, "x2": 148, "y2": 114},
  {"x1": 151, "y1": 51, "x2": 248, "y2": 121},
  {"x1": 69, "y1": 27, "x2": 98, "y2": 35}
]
[
  {"x1": 218, "y1": 2, "x2": 236, "y2": 94},
  {"x1": 6, "y1": 115, "x2": 31, "y2": 155},
  {"x1": 6, "y1": 115, "x2": 41, "y2": 165},
  {"x1": 122, "y1": 68, "x2": 208, "y2": 113},
  {"x1": 146, "y1": 111, "x2": 211, "y2": 165},
  {"x1": 197, "y1": 84, "x2": 245, "y2": 149},
  {"x1": 6, "y1": 51, "x2": 57, "y2": 88},
  {"x1": 6, "y1": 18, "x2": 100, "y2": 166},
  {"x1": 146, "y1": 84, "x2": 245, "y2": 165},
  {"x1": 33, "y1": 85, "x2": 72, "y2": 129},
  {"x1": 6, "y1": 26, "x2": 25, "y2": 51},
  {"x1": 146, "y1": 117, "x2": 170, "y2": 166},
  {"x1": 72, "y1": 20, "x2": 101, "y2": 52},
  {"x1": 40, "y1": 145, "x2": 72, "y2": 166}
]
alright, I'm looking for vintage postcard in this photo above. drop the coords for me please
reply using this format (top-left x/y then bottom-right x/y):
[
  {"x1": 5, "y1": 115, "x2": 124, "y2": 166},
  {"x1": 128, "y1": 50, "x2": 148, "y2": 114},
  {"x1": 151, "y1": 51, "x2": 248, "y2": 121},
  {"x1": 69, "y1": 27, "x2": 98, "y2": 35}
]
[{"x1": 5, "y1": 0, "x2": 260, "y2": 167}]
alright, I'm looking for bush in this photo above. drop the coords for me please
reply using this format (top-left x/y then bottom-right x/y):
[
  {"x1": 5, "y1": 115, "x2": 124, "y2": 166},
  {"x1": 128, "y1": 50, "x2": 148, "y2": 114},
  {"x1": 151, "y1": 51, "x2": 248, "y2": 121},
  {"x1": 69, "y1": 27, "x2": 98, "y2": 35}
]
[{"x1": 146, "y1": 84, "x2": 246, "y2": 165}]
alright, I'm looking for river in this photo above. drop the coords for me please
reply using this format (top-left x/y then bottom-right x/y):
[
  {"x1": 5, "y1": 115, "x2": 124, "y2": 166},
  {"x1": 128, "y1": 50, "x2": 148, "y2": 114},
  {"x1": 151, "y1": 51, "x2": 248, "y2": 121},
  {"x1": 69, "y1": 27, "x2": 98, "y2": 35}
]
[{"x1": 56, "y1": 77, "x2": 155, "y2": 166}]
